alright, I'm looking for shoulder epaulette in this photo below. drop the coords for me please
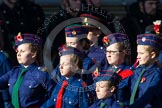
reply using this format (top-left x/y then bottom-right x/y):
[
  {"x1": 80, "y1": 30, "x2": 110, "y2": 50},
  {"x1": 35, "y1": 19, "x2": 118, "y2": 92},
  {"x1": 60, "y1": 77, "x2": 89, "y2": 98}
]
[
  {"x1": 38, "y1": 66, "x2": 47, "y2": 72},
  {"x1": 118, "y1": 69, "x2": 134, "y2": 80},
  {"x1": 0, "y1": 50, "x2": 9, "y2": 58}
]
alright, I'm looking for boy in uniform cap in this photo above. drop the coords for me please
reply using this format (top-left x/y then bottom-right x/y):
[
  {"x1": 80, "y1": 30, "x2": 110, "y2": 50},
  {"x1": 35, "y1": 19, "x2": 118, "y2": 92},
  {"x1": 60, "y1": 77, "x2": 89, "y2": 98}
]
[
  {"x1": 121, "y1": 20, "x2": 162, "y2": 108},
  {"x1": 102, "y1": 33, "x2": 133, "y2": 107},
  {"x1": 64, "y1": 23, "x2": 96, "y2": 85},
  {"x1": 65, "y1": 24, "x2": 97, "y2": 103},
  {"x1": 0, "y1": 33, "x2": 55, "y2": 108},
  {"x1": 51, "y1": 24, "x2": 96, "y2": 105},
  {"x1": 89, "y1": 71, "x2": 122, "y2": 108},
  {"x1": 42, "y1": 46, "x2": 89, "y2": 108},
  {"x1": 65, "y1": 23, "x2": 89, "y2": 50},
  {"x1": 80, "y1": 13, "x2": 109, "y2": 71}
]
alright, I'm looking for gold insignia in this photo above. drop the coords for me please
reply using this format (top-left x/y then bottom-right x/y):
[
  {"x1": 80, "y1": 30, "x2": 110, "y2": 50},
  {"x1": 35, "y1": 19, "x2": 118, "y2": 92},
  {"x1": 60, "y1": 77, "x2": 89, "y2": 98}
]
[
  {"x1": 84, "y1": 17, "x2": 88, "y2": 23},
  {"x1": 72, "y1": 30, "x2": 77, "y2": 35},
  {"x1": 42, "y1": 67, "x2": 47, "y2": 72},
  {"x1": 85, "y1": 22, "x2": 89, "y2": 26},
  {"x1": 38, "y1": 67, "x2": 47, "y2": 72},
  {"x1": 142, "y1": 37, "x2": 146, "y2": 42},
  {"x1": 18, "y1": 32, "x2": 21, "y2": 36}
]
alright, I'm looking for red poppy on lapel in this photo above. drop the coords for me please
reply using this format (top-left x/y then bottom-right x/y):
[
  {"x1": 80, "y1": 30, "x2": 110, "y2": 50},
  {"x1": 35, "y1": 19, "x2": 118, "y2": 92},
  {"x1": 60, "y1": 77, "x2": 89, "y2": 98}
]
[
  {"x1": 141, "y1": 77, "x2": 146, "y2": 83},
  {"x1": 93, "y1": 67, "x2": 99, "y2": 77}
]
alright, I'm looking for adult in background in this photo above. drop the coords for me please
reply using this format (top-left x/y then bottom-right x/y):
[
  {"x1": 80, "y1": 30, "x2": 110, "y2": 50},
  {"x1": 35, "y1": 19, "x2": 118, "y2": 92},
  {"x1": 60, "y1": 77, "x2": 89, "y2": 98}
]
[{"x1": 84, "y1": 0, "x2": 101, "y2": 8}]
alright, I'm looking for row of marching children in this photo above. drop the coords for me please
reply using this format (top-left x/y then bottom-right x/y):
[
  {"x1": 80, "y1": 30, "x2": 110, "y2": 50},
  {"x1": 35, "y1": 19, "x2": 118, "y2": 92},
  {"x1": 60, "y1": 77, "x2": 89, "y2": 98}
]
[{"x1": 0, "y1": 13, "x2": 161, "y2": 108}]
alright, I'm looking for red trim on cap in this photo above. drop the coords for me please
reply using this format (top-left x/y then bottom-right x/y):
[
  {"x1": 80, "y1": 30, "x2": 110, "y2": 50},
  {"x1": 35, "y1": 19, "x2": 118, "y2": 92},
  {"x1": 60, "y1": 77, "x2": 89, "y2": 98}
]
[
  {"x1": 137, "y1": 38, "x2": 162, "y2": 47},
  {"x1": 80, "y1": 14, "x2": 103, "y2": 22},
  {"x1": 137, "y1": 34, "x2": 156, "y2": 37}
]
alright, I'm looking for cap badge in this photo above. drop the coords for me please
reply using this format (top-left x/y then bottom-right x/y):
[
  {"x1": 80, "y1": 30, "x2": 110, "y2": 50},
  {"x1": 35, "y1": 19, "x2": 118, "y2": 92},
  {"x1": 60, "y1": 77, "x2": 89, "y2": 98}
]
[
  {"x1": 72, "y1": 30, "x2": 77, "y2": 35},
  {"x1": 142, "y1": 37, "x2": 146, "y2": 42}
]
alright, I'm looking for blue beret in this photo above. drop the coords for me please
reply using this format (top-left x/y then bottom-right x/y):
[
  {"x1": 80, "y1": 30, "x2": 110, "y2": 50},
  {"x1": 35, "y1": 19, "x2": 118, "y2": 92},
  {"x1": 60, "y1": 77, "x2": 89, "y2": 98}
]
[
  {"x1": 137, "y1": 33, "x2": 162, "y2": 50},
  {"x1": 65, "y1": 24, "x2": 88, "y2": 38},
  {"x1": 93, "y1": 69, "x2": 121, "y2": 85},
  {"x1": 14, "y1": 33, "x2": 42, "y2": 48},
  {"x1": 58, "y1": 45, "x2": 83, "y2": 58},
  {"x1": 103, "y1": 33, "x2": 128, "y2": 47}
]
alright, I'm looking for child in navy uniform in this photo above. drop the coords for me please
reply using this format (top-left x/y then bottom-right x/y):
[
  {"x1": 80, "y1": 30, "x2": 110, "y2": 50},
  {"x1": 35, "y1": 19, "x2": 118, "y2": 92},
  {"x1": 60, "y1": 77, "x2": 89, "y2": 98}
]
[
  {"x1": 0, "y1": 33, "x2": 54, "y2": 108},
  {"x1": 122, "y1": 20, "x2": 162, "y2": 108},
  {"x1": 42, "y1": 46, "x2": 89, "y2": 108},
  {"x1": 102, "y1": 33, "x2": 133, "y2": 107},
  {"x1": 80, "y1": 13, "x2": 109, "y2": 70},
  {"x1": 52, "y1": 24, "x2": 95, "y2": 86},
  {"x1": 89, "y1": 71, "x2": 122, "y2": 108}
]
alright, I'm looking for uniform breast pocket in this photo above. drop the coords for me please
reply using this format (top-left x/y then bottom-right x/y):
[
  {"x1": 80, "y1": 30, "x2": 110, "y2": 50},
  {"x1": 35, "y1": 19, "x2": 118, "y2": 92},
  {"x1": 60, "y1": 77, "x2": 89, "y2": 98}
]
[
  {"x1": 23, "y1": 81, "x2": 40, "y2": 97},
  {"x1": 64, "y1": 97, "x2": 79, "y2": 107},
  {"x1": 8, "y1": 79, "x2": 17, "y2": 86},
  {"x1": 28, "y1": 81, "x2": 40, "y2": 89},
  {"x1": 52, "y1": 95, "x2": 57, "y2": 103},
  {"x1": 8, "y1": 79, "x2": 17, "y2": 93}
]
